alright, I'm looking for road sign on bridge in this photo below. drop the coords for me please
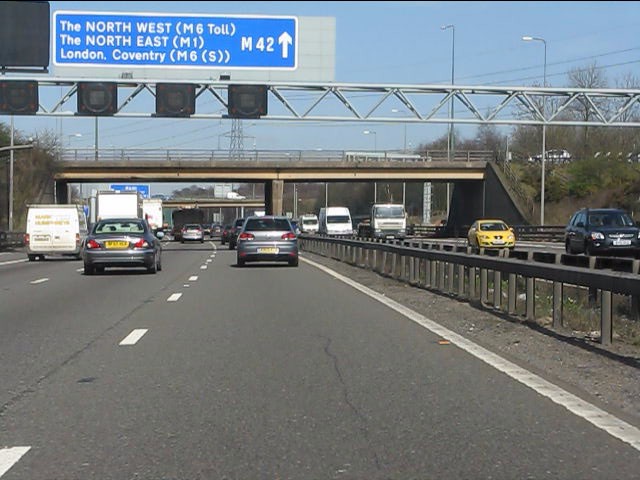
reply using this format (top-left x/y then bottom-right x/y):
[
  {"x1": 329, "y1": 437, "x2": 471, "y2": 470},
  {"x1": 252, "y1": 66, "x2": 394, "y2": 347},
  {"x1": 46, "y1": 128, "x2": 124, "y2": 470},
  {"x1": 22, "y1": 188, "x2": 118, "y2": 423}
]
[
  {"x1": 53, "y1": 11, "x2": 298, "y2": 70},
  {"x1": 109, "y1": 183, "x2": 150, "y2": 198}
]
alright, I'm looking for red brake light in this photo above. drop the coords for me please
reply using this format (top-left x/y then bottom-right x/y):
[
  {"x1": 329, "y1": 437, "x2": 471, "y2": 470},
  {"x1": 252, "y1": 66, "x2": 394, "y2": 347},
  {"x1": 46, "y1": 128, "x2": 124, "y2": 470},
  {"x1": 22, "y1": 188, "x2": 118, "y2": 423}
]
[
  {"x1": 86, "y1": 239, "x2": 101, "y2": 249},
  {"x1": 238, "y1": 232, "x2": 254, "y2": 240},
  {"x1": 133, "y1": 238, "x2": 149, "y2": 248},
  {"x1": 24, "y1": 233, "x2": 30, "y2": 245},
  {"x1": 281, "y1": 232, "x2": 297, "y2": 240}
]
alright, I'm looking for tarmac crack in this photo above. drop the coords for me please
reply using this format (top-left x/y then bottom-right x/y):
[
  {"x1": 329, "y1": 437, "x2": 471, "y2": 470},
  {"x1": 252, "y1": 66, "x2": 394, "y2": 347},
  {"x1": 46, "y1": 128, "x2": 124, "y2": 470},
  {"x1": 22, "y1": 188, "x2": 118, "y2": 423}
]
[{"x1": 317, "y1": 334, "x2": 382, "y2": 471}]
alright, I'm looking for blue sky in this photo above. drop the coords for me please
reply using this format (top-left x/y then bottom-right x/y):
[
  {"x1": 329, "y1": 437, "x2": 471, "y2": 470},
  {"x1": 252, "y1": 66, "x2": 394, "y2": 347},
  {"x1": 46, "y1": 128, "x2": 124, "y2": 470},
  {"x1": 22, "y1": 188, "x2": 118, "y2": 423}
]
[{"x1": 6, "y1": 1, "x2": 640, "y2": 154}]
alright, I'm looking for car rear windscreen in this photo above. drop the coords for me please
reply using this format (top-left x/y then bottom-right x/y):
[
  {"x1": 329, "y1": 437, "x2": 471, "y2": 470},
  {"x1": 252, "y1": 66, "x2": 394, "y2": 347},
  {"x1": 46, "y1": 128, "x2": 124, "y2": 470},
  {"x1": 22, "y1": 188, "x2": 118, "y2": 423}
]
[{"x1": 245, "y1": 218, "x2": 291, "y2": 231}]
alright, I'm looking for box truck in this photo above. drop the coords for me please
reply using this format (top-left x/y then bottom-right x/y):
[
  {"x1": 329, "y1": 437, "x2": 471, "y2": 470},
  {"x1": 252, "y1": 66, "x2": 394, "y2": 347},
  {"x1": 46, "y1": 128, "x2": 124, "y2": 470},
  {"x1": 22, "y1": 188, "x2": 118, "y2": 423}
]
[
  {"x1": 25, "y1": 204, "x2": 88, "y2": 260},
  {"x1": 96, "y1": 190, "x2": 143, "y2": 221},
  {"x1": 142, "y1": 198, "x2": 163, "y2": 233}
]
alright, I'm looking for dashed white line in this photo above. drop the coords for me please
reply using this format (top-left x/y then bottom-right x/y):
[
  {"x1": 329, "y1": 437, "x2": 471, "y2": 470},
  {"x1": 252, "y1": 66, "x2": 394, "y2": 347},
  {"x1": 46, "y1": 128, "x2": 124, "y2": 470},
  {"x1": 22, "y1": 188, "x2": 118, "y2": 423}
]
[
  {"x1": 206, "y1": 259, "x2": 212, "y2": 263},
  {"x1": 76, "y1": 268, "x2": 84, "y2": 272},
  {"x1": 30, "y1": 278, "x2": 49, "y2": 285},
  {"x1": 0, "y1": 259, "x2": 28, "y2": 266},
  {"x1": 302, "y1": 256, "x2": 640, "y2": 452},
  {"x1": 119, "y1": 329, "x2": 148, "y2": 346},
  {"x1": 188, "y1": 276, "x2": 198, "y2": 281},
  {"x1": 167, "y1": 293, "x2": 182, "y2": 302},
  {"x1": 200, "y1": 265, "x2": 207, "y2": 270},
  {"x1": 0, "y1": 446, "x2": 30, "y2": 477}
]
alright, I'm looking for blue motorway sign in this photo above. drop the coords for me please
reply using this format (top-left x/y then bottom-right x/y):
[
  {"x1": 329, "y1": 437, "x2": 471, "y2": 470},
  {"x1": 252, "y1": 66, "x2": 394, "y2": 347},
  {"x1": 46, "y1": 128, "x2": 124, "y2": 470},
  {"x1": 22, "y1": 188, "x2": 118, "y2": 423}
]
[
  {"x1": 109, "y1": 184, "x2": 150, "y2": 199},
  {"x1": 53, "y1": 11, "x2": 298, "y2": 69}
]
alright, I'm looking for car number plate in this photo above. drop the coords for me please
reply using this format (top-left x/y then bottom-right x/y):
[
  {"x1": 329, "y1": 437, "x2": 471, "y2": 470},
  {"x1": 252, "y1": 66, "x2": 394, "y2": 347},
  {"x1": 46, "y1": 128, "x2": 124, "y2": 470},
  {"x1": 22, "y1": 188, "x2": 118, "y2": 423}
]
[
  {"x1": 105, "y1": 240, "x2": 129, "y2": 249},
  {"x1": 613, "y1": 239, "x2": 631, "y2": 246},
  {"x1": 493, "y1": 239, "x2": 505, "y2": 244},
  {"x1": 258, "y1": 247, "x2": 279, "y2": 254}
]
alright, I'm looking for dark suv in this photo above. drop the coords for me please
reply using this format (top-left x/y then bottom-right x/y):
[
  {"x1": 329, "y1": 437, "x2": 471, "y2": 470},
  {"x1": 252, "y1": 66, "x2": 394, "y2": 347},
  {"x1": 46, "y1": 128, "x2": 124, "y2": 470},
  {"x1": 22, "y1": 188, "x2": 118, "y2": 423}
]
[{"x1": 565, "y1": 208, "x2": 640, "y2": 256}]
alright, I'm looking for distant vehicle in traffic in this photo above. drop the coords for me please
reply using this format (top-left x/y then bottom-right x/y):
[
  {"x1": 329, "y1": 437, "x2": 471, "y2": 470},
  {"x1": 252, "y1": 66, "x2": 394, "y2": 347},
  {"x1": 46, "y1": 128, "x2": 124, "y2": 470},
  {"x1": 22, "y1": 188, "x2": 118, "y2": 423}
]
[
  {"x1": 467, "y1": 219, "x2": 516, "y2": 251},
  {"x1": 228, "y1": 217, "x2": 245, "y2": 250},
  {"x1": 319, "y1": 207, "x2": 353, "y2": 236},
  {"x1": 220, "y1": 224, "x2": 232, "y2": 245},
  {"x1": 236, "y1": 216, "x2": 299, "y2": 267},
  {"x1": 226, "y1": 191, "x2": 246, "y2": 200},
  {"x1": 299, "y1": 214, "x2": 319, "y2": 234},
  {"x1": 528, "y1": 149, "x2": 572, "y2": 164},
  {"x1": 565, "y1": 208, "x2": 640, "y2": 256},
  {"x1": 82, "y1": 218, "x2": 162, "y2": 275},
  {"x1": 181, "y1": 224, "x2": 204, "y2": 243}
]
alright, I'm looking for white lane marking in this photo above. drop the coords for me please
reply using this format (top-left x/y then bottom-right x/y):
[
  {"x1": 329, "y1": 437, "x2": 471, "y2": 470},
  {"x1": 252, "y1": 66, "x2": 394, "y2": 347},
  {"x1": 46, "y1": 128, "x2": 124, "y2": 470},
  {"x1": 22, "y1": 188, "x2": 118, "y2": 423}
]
[
  {"x1": 167, "y1": 293, "x2": 182, "y2": 302},
  {"x1": 183, "y1": 284, "x2": 190, "y2": 288},
  {"x1": 188, "y1": 276, "x2": 198, "y2": 281},
  {"x1": 301, "y1": 256, "x2": 640, "y2": 452},
  {"x1": 30, "y1": 278, "x2": 49, "y2": 285},
  {"x1": 206, "y1": 259, "x2": 212, "y2": 263},
  {"x1": 0, "y1": 447, "x2": 31, "y2": 477},
  {"x1": 76, "y1": 268, "x2": 84, "y2": 272},
  {"x1": 210, "y1": 254, "x2": 216, "y2": 258},
  {"x1": 119, "y1": 329, "x2": 148, "y2": 346},
  {"x1": 0, "y1": 259, "x2": 29, "y2": 266},
  {"x1": 200, "y1": 265, "x2": 207, "y2": 270}
]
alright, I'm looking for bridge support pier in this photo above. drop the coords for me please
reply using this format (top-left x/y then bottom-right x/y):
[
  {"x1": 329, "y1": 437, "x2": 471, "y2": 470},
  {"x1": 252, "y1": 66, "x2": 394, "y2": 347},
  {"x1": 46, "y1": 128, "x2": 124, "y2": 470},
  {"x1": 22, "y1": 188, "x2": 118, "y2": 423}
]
[
  {"x1": 265, "y1": 180, "x2": 284, "y2": 215},
  {"x1": 55, "y1": 181, "x2": 68, "y2": 204}
]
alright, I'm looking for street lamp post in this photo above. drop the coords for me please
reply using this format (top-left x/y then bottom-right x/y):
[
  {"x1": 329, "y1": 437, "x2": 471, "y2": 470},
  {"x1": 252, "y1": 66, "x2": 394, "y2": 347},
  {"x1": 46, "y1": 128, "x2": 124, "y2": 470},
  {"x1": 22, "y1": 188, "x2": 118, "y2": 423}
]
[
  {"x1": 522, "y1": 35, "x2": 547, "y2": 225},
  {"x1": 441, "y1": 24, "x2": 455, "y2": 217},
  {"x1": 1, "y1": 142, "x2": 35, "y2": 231},
  {"x1": 363, "y1": 130, "x2": 378, "y2": 202}
]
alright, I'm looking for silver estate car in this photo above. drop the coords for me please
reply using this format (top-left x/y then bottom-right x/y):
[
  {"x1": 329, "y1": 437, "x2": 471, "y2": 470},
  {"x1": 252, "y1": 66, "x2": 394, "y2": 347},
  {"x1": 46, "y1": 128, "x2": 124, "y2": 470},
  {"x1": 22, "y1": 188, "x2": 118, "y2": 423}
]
[
  {"x1": 236, "y1": 216, "x2": 298, "y2": 267},
  {"x1": 82, "y1": 218, "x2": 162, "y2": 275}
]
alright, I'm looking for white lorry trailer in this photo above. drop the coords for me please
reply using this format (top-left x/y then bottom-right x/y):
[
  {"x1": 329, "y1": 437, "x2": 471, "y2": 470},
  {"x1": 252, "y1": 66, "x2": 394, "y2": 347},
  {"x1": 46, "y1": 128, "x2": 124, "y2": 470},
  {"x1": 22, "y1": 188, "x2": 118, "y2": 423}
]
[
  {"x1": 95, "y1": 190, "x2": 143, "y2": 221},
  {"x1": 25, "y1": 204, "x2": 88, "y2": 260},
  {"x1": 142, "y1": 198, "x2": 163, "y2": 233},
  {"x1": 357, "y1": 203, "x2": 407, "y2": 239}
]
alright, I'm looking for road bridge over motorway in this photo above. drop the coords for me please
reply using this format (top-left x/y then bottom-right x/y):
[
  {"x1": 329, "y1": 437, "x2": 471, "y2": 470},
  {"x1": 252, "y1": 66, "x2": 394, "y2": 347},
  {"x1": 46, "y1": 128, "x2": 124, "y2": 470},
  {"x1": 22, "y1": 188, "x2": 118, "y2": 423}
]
[{"x1": 53, "y1": 148, "x2": 528, "y2": 228}]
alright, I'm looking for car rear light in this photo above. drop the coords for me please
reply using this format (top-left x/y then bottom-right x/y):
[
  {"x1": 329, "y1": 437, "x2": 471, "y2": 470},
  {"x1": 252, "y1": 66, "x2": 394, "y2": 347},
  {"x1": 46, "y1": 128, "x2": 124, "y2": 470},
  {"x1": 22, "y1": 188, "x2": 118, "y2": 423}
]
[
  {"x1": 86, "y1": 239, "x2": 101, "y2": 249},
  {"x1": 24, "y1": 233, "x2": 30, "y2": 245},
  {"x1": 281, "y1": 232, "x2": 297, "y2": 240},
  {"x1": 76, "y1": 233, "x2": 81, "y2": 245},
  {"x1": 133, "y1": 238, "x2": 149, "y2": 248},
  {"x1": 239, "y1": 232, "x2": 254, "y2": 240}
]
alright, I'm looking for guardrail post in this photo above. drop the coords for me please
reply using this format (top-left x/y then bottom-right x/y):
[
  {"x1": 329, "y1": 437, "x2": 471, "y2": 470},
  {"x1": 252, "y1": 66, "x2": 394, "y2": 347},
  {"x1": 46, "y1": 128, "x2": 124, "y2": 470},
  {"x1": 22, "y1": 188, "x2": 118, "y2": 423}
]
[
  {"x1": 526, "y1": 277, "x2": 535, "y2": 320},
  {"x1": 632, "y1": 296, "x2": 640, "y2": 322},
  {"x1": 480, "y1": 269, "x2": 488, "y2": 305},
  {"x1": 423, "y1": 259, "x2": 431, "y2": 287},
  {"x1": 447, "y1": 262, "x2": 455, "y2": 294},
  {"x1": 600, "y1": 290, "x2": 612, "y2": 345},
  {"x1": 553, "y1": 282, "x2": 563, "y2": 329},
  {"x1": 438, "y1": 260, "x2": 446, "y2": 291},
  {"x1": 588, "y1": 256, "x2": 598, "y2": 307},
  {"x1": 392, "y1": 253, "x2": 398, "y2": 279},
  {"x1": 507, "y1": 273, "x2": 517, "y2": 315},
  {"x1": 493, "y1": 270, "x2": 501, "y2": 309},
  {"x1": 380, "y1": 251, "x2": 387, "y2": 274},
  {"x1": 356, "y1": 246, "x2": 363, "y2": 267},
  {"x1": 458, "y1": 264, "x2": 465, "y2": 298},
  {"x1": 409, "y1": 256, "x2": 416, "y2": 285},
  {"x1": 401, "y1": 255, "x2": 407, "y2": 281},
  {"x1": 468, "y1": 267, "x2": 477, "y2": 300}
]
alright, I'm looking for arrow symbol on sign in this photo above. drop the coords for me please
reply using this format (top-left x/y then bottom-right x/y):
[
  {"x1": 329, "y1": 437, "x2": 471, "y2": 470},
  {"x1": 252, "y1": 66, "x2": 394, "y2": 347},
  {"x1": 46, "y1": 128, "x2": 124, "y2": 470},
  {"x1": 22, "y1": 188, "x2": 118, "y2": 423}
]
[{"x1": 278, "y1": 31, "x2": 293, "y2": 59}]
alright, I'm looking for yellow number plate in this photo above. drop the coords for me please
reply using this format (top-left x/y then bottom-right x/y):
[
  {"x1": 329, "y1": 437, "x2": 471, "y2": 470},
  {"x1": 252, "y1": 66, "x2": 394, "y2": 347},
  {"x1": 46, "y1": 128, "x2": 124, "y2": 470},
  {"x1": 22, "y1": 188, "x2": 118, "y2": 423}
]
[
  {"x1": 258, "y1": 247, "x2": 279, "y2": 254},
  {"x1": 105, "y1": 241, "x2": 129, "y2": 249}
]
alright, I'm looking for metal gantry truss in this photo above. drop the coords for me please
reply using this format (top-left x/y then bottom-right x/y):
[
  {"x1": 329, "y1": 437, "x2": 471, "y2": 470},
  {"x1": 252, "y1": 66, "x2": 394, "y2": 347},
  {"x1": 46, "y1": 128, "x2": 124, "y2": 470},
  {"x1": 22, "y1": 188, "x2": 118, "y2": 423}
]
[{"x1": 6, "y1": 76, "x2": 640, "y2": 127}]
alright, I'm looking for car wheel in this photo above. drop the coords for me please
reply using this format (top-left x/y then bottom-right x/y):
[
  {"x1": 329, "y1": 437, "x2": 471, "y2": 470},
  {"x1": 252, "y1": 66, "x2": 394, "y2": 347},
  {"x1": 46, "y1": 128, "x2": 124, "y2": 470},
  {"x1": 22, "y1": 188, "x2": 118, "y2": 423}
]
[
  {"x1": 289, "y1": 257, "x2": 299, "y2": 267},
  {"x1": 84, "y1": 263, "x2": 94, "y2": 275},
  {"x1": 565, "y1": 240, "x2": 574, "y2": 254},
  {"x1": 147, "y1": 255, "x2": 158, "y2": 274},
  {"x1": 96, "y1": 266, "x2": 105, "y2": 273},
  {"x1": 237, "y1": 258, "x2": 245, "y2": 267},
  {"x1": 28, "y1": 254, "x2": 36, "y2": 261},
  {"x1": 157, "y1": 254, "x2": 162, "y2": 271}
]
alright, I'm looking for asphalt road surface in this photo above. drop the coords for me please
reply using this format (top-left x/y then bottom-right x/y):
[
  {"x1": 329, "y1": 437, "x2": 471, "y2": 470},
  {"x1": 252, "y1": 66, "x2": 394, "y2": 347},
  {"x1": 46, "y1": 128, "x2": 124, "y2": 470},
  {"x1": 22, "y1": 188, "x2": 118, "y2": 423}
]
[{"x1": 0, "y1": 241, "x2": 638, "y2": 479}]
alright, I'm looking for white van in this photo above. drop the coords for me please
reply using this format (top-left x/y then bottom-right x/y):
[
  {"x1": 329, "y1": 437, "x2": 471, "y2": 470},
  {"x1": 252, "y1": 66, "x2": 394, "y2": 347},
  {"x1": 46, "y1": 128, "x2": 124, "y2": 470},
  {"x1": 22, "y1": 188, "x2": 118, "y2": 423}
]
[
  {"x1": 299, "y1": 214, "x2": 319, "y2": 234},
  {"x1": 319, "y1": 207, "x2": 353, "y2": 236},
  {"x1": 25, "y1": 204, "x2": 88, "y2": 261}
]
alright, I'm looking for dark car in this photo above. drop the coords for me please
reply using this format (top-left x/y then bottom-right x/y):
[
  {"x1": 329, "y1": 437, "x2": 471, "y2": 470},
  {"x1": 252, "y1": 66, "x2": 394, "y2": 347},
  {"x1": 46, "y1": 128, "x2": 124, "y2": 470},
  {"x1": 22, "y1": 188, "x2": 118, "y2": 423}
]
[
  {"x1": 565, "y1": 208, "x2": 640, "y2": 256},
  {"x1": 220, "y1": 224, "x2": 232, "y2": 245},
  {"x1": 82, "y1": 218, "x2": 163, "y2": 275},
  {"x1": 236, "y1": 216, "x2": 298, "y2": 267},
  {"x1": 228, "y1": 217, "x2": 245, "y2": 250}
]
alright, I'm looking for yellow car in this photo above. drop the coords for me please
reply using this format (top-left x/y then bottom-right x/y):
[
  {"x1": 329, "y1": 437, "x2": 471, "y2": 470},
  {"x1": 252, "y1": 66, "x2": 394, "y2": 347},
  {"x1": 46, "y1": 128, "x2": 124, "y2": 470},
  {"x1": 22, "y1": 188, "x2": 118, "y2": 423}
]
[{"x1": 467, "y1": 219, "x2": 516, "y2": 250}]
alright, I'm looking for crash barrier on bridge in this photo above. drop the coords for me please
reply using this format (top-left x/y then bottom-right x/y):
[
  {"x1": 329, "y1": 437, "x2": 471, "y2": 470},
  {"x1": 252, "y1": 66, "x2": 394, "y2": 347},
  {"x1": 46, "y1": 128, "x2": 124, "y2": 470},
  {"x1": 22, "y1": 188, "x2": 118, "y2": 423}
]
[
  {"x1": 408, "y1": 224, "x2": 567, "y2": 242},
  {"x1": 299, "y1": 235, "x2": 640, "y2": 346},
  {"x1": 58, "y1": 148, "x2": 494, "y2": 164},
  {"x1": 0, "y1": 231, "x2": 25, "y2": 250}
]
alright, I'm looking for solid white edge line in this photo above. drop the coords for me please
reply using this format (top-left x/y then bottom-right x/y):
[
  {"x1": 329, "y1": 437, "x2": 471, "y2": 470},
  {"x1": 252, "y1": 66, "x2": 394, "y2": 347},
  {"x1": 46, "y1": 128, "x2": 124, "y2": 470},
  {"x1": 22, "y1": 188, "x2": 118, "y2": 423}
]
[
  {"x1": 30, "y1": 278, "x2": 49, "y2": 285},
  {"x1": 167, "y1": 293, "x2": 182, "y2": 302},
  {"x1": 301, "y1": 256, "x2": 640, "y2": 452},
  {"x1": 0, "y1": 447, "x2": 31, "y2": 477},
  {"x1": 188, "y1": 276, "x2": 198, "y2": 281},
  {"x1": 119, "y1": 329, "x2": 148, "y2": 346}
]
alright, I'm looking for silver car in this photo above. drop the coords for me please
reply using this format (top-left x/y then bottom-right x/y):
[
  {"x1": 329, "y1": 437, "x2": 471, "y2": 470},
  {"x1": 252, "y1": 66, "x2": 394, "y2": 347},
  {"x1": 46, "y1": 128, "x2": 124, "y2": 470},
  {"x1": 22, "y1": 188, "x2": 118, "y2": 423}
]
[
  {"x1": 181, "y1": 223, "x2": 204, "y2": 243},
  {"x1": 82, "y1": 218, "x2": 162, "y2": 275},
  {"x1": 236, "y1": 216, "x2": 298, "y2": 267}
]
